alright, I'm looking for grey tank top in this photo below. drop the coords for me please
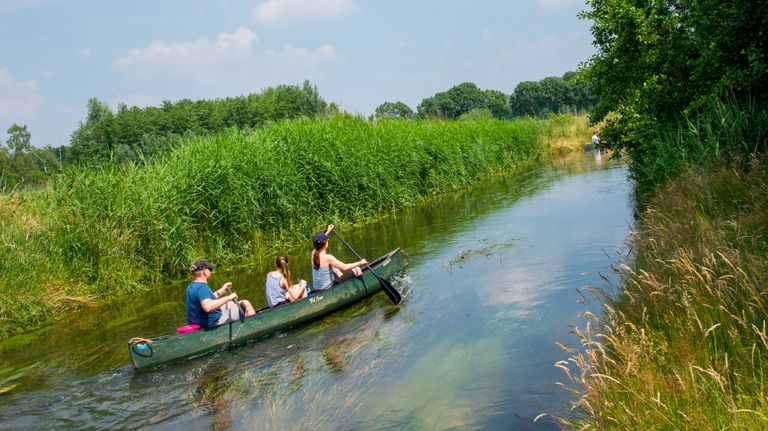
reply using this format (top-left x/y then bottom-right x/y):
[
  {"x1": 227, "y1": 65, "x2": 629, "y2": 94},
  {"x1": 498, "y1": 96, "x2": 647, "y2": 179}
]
[
  {"x1": 265, "y1": 272, "x2": 287, "y2": 307},
  {"x1": 312, "y1": 263, "x2": 334, "y2": 291}
]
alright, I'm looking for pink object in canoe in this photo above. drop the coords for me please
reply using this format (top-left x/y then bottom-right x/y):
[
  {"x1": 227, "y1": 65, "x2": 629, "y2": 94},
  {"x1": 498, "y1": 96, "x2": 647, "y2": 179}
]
[{"x1": 176, "y1": 324, "x2": 201, "y2": 334}]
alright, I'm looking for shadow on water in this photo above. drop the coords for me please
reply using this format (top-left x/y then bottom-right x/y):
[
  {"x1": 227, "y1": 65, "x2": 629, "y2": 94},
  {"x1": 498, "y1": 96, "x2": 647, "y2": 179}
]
[{"x1": 0, "y1": 151, "x2": 631, "y2": 430}]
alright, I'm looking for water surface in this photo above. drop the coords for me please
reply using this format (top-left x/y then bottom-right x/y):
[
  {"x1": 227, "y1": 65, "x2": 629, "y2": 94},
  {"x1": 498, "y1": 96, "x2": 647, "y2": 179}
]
[{"x1": 0, "y1": 151, "x2": 632, "y2": 430}]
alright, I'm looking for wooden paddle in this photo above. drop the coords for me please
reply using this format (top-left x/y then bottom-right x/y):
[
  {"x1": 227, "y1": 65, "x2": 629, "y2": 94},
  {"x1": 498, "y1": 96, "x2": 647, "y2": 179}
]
[{"x1": 332, "y1": 230, "x2": 402, "y2": 305}]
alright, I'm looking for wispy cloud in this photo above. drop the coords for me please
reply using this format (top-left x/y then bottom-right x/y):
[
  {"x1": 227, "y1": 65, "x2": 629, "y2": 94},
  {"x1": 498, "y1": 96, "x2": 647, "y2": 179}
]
[
  {"x1": 77, "y1": 48, "x2": 92, "y2": 58},
  {"x1": 0, "y1": 67, "x2": 44, "y2": 121},
  {"x1": 252, "y1": 0, "x2": 354, "y2": 23},
  {"x1": 495, "y1": 31, "x2": 591, "y2": 69},
  {"x1": 112, "y1": 27, "x2": 336, "y2": 95},
  {"x1": 113, "y1": 27, "x2": 258, "y2": 73}
]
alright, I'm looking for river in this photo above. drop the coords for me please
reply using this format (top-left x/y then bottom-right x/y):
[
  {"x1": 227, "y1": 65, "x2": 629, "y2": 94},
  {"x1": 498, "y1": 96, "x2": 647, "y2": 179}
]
[{"x1": 0, "y1": 151, "x2": 632, "y2": 430}]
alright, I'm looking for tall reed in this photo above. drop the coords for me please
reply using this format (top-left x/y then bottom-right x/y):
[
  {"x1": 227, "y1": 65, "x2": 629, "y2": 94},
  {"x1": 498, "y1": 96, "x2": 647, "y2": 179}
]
[
  {"x1": 0, "y1": 115, "x2": 556, "y2": 338},
  {"x1": 631, "y1": 97, "x2": 768, "y2": 196},
  {"x1": 558, "y1": 158, "x2": 768, "y2": 429}
]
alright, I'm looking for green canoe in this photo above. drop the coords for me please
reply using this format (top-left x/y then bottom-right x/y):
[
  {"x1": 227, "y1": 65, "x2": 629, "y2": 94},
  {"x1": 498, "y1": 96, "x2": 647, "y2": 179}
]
[{"x1": 128, "y1": 248, "x2": 405, "y2": 371}]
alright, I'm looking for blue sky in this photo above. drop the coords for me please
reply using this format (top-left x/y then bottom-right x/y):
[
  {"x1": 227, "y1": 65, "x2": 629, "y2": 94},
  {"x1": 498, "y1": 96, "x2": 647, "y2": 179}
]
[{"x1": 0, "y1": 0, "x2": 594, "y2": 148}]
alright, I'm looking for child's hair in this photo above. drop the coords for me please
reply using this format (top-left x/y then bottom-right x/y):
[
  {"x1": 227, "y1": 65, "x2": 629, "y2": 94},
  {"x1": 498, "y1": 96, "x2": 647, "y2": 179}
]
[
  {"x1": 312, "y1": 240, "x2": 326, "y2": 269},
  {"x1": 276, "y1": 255, "x2": 293, "y2": 286}
]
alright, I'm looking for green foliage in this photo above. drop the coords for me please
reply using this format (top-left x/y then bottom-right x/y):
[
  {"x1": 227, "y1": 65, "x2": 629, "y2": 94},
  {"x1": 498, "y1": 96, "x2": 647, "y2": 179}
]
[
  {"x1": 0, "y1": 115, "x2": 555, "y2": 337},
  {"x1": 509, "y1": 72, "x2": 597, "y2": 117},
  {"x1": 372, "y1": 101, "x2": 414, "y2": 120},
  {"x1": 0, "y1": 125, "x2": 61, "y2": 192},
  {"x1": 581, "y1": 0, "x2": 768, "y2": 164},
  {"x1": 6, "y1": 124, "x2": 32, "y2": 154},
  {"x1": 562, "y1": 158, "x2": 768, "y2": 429},
  {"x1": 459, "y1": 108, "x2": 494, "y2": 121},
  {"x1": 67, "y1": 80, "x2": 329, "y2": 166},
  {"x1": 632, "y1": 97, "x2": 768, "y2": 196},
  {"x1": 417, "y1": 83, "x2": 511, "y2": 119}
]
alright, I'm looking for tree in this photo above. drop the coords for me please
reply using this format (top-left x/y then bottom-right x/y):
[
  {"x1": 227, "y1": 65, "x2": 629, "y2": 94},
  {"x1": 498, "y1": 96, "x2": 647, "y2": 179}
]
[
  {"x1": 69, "y1": 98, "x2": 115, "y2": 163},
  {"x1": 580, "y1": 0, "x2": 768, "y2": 151},
  {"x1": 509, "y1": 72, "x2": 597, "y2": 117},
  {"x1": 372, "y1": 101, "x2": 414, "y2": 120},
  {"x1": 6, "y1": 123, "x2": 32, "y2": 155},
  {"x1": 510, "y1": 81, "x2": 544, "y2": 116},
  {"x1": 417, "y1": 83, "x2": 510, "y2": 119}
]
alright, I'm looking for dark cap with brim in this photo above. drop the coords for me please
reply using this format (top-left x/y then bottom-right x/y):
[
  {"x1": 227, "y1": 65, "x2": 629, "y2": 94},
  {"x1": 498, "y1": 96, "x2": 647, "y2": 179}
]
[
  {"x1": 313, "y1": 232, "x2": 329, "y2": 246},
  {"x1": 191, "y1": 258, "x2": 216, "y2": 272}
]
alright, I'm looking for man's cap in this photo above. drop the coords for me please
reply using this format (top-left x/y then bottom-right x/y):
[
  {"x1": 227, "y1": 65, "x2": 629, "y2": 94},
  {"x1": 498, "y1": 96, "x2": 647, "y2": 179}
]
[
  {"x1": 191, "y1": 258, "x2": 216, "y2": 272},
  {"x1": 313, "y1": 232, "x2": 329, "y2": 246}
]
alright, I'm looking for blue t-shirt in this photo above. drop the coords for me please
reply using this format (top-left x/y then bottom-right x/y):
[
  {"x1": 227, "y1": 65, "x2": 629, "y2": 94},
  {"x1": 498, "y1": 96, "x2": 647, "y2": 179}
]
[{"x1": 186, "y1": 281, "x2": 222, "y2": 329}]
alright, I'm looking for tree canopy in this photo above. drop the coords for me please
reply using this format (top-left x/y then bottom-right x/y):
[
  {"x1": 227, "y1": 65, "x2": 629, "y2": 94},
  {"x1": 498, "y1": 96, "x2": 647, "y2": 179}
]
[
  {"x1": 372, "y1": 101, "x2": 414, "y2": 120},
  {"x1": 417, "y1": 83, "x2": 512, "y2": 119},
  {"x1": 509, "y1": 72, "x2": 597, "y2": 117},
  {"x1": 581, "y1": 0, "x2": 768, "y2": 151},
  {"x1": 67, "y1": 80, "x2": 329, "y2": 165}
]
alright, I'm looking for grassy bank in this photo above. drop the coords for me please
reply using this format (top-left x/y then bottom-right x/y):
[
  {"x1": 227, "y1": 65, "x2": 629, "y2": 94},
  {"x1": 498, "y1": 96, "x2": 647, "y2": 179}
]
[
  {"x1": 0, "y1": 114, "x2": 576, "y2": 338},
  {"x1": 558, "y1": 101, "x2": 768, "y2": 428}
]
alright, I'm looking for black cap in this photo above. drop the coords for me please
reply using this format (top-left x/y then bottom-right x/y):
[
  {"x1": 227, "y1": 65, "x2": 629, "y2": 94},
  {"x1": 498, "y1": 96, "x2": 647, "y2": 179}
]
[
  {"x1": 190, "y1": 258, "x2": 216, "y2": 272},
  {"x1": 313, "y1": 232, "x2": 329, "y2": 246}
]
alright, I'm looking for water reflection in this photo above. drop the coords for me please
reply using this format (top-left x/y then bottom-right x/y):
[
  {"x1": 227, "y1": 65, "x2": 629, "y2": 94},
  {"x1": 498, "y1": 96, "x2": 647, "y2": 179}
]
[{"x1": 0, "y1": 152, "x2": 630, "y2": 430}]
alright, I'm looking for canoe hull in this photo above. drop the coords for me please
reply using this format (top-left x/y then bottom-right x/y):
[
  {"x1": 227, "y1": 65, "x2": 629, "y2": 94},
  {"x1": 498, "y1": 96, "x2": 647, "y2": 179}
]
[{"x1": 129, "y1": 248, "x2": 404, "y2": 370}]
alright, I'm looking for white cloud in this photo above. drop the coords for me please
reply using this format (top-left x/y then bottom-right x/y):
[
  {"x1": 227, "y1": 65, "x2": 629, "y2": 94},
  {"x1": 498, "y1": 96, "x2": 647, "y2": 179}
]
[
  {"x1": 481, "y1": 29, "x2": 493, "y2": 41},
  {"x1": 495, "y1": 31, "x2": 591, "y2": 71},
  {"x1": 113, "y1": 27, "x2": 258, "y2": 73},
  {"x1": 0, "y1": 67, "x2": 44, "y2": 121},
  {"x1": 40, "y1": 68, "x2": 54, "y2": 78},
  {"x1": 252, "y1": 0, "x2": 354, "y2": 22},
  {"x1": 78, "y1": 48, "x2": 92, "y2": 58},
  {"x1": 536, "y1": 0, "x2": 580, "y2": 11},
  {"x1": 111, "y1": 28, "x2": 336, "y2": 98}
]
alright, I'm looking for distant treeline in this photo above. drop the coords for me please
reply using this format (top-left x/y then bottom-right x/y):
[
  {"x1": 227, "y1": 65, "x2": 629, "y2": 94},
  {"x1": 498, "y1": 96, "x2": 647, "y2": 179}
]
[
  {"x1": 0, "y1": 73, "x2": 594, "y2": 192},
  {"x1": 375, "y1": 71, "x2": 596, "y2": 120}
]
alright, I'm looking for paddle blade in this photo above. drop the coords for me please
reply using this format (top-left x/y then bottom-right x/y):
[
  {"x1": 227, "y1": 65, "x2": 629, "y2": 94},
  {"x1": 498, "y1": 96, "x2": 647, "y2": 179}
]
[{"x1": 379, "y1": 277, "x2": 402, "y2": 305}]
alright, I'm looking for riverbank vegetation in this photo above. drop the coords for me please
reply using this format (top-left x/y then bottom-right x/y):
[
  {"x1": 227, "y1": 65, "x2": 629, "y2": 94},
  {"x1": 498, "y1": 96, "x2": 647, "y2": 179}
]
[
  {"x1": 0, "y1": 114, "x2": 581, "y2": 338},
  {"x1": 558, "y1": 0, "x2": 768, "y2": 428},
  {"x1": 561, "y1": 158, "x2": 768, "y2": 429},
  {"x1": 1, "y1": 73, "x2": 596, "y2": 193}
]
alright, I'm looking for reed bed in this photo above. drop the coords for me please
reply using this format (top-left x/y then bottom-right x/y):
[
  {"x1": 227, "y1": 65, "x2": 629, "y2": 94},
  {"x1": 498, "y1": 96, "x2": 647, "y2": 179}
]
[
  {"x1": 631, "y1": 98, "x2": 768, "y2": 196},
  {"x1": 0, "y1": 115, "x2": 561, "y2": 338},
  {"x1": 558, "y1": 158, "x2": 768, "y2": 429}
]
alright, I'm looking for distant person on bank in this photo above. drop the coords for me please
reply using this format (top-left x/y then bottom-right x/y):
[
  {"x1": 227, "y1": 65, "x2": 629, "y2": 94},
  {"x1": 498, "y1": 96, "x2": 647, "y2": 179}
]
[
  {"x1": 311, "y1": 224, "x2": 367, "y2": 291},
  {"x1": 592, "y1": 131, "x2": 600, "y2": 146},
  {"x1": 186, "y1": 258, "x2": 255, "y2": 329},
  {"x1": 265, "y1": 255, "x2": 307, "y2": 308}
]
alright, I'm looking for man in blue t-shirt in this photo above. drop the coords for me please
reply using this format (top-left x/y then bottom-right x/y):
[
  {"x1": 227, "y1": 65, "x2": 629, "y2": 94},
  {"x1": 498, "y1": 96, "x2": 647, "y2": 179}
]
[{"x1": 186, "y1": 258, "x2": 255, "y2": 329}]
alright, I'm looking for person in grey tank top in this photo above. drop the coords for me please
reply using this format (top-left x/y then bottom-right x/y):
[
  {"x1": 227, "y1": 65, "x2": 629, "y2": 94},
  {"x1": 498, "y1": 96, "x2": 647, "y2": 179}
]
[
  {"x1": 265, "y1": 255, "x2": 307, "y2": 308},
  {"x1": 311, "y1": 224, "x2": 368, "y2": 290}
]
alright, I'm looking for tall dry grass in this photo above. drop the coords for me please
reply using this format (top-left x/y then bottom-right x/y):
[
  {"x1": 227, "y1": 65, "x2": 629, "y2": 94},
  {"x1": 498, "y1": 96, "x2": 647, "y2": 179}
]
[{"x1": 558, "y1": 158, "x2": 768, "y2": 429}]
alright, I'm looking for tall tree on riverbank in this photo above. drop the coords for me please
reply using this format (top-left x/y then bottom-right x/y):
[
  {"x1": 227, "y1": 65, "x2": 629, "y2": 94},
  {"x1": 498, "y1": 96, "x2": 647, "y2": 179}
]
[
  {"x1": 417, "y1": 83, "x2": 511, "y2": 119},
  {"x1": 581, "y1": 0, "x2": 768, "y2": 157},
  {"x1": 372, "y1": 101, "x2": 414, "y2": 120},
  {"x1": 509, "y1": 72, "x2": 597, "y2": 117}
]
